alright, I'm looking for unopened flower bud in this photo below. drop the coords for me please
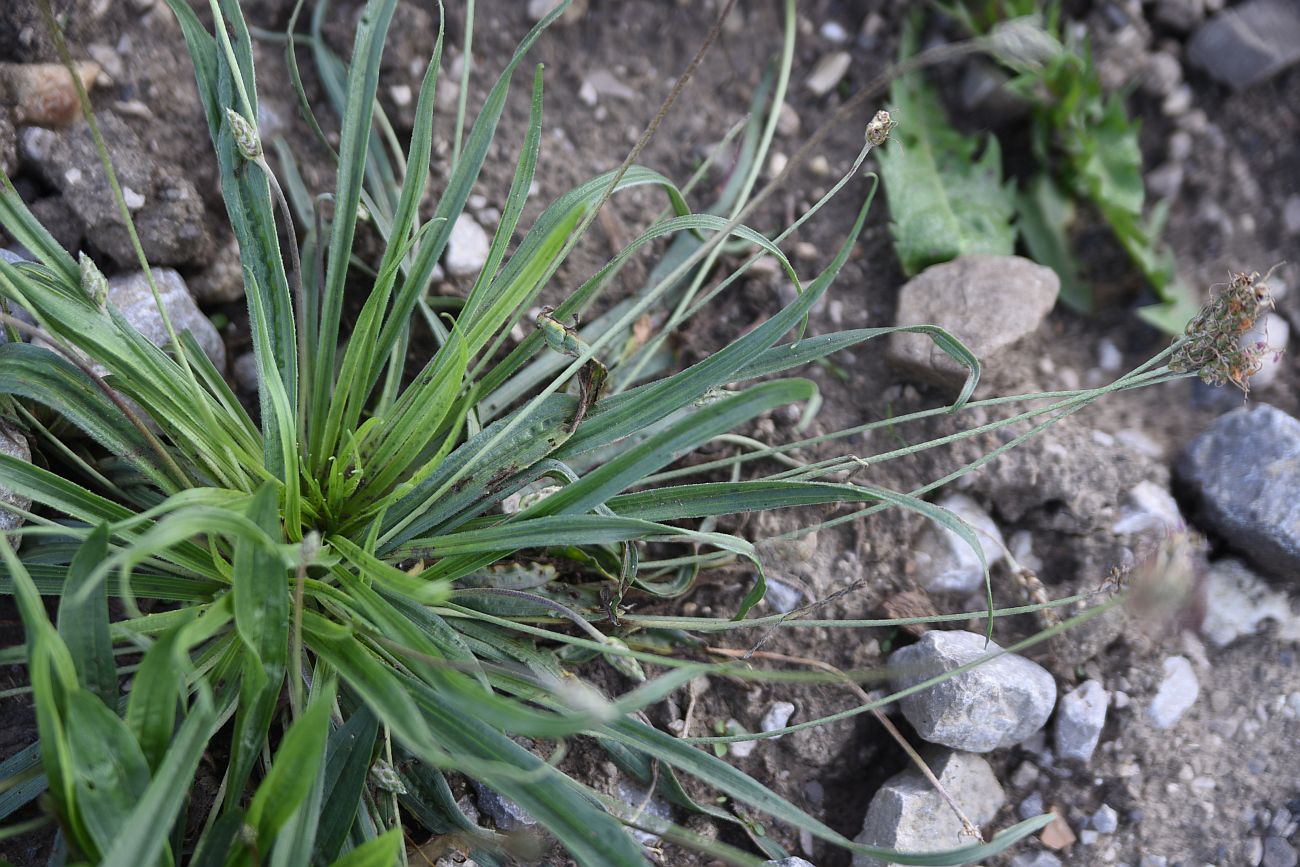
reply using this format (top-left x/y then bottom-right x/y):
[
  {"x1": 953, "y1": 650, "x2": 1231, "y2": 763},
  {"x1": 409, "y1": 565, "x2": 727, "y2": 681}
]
[
  {"x1": 225, "y1": 108, "x2": 262, "y2": 161},
  {"x1": 79, "y1": 252, "x2": 107, "y2": 309}
]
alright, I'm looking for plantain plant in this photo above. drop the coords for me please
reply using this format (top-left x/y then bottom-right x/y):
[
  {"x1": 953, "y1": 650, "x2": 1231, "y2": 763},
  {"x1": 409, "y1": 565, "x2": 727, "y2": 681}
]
[{"x1": 0, "y1": 2, "x2": 1221, "y2": 865}]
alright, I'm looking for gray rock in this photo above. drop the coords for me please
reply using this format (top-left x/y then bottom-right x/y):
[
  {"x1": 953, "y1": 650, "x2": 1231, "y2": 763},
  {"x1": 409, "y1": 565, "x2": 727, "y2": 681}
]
[
  {"x1": 913, "y1": 493, "x2": 1005, "y2": 595},
  {"x1": 806, "y1": 51, "x2": 850, "y2": 96},
  {"x1": 1054, "y1": 679, "x2": 1108, "y2": 764},
  {"x1": 107, "y1": 269, "x2": 226, "y2": 371},
  {"x1": 1018, "y1": 790, "x2": 1044, "y2": 821},
  {"x1": 1188, "y1": 0, "x2": 1300, "y2": 90},
  {"x1": 1146, "y1": 656, "x2": 1199, "y2": 729},
  {"x1": 1200, "y1": 559, "x2": 1299, "y2": 647},
  {"x1": 851, "y1": 750, "x2": 1005, "y2": 867},
  {"x1": 887, "y1": 255, "x2": 1059, "y2": 392},
  {"x1": 1176, "y1": 404, "x2": 1300, "y2": 578},
  {"x1": 1285, "y1": 195, "x2": 1300, "y2": 235},
  {"x1": 1010, "y1": 853, "x2": 1062, "y2": 867},
  {"x1": 1091, "y1": 803, "x2": 1119, "y2": 834},
  {"x1": 1153, "y1": 0, "x2": 1206, "y2": 32},
  {"x1": 1140, "y1": 855, "x2": 1169, "y2": 867},
  {"x1": 232, "y1": 352, "x2": 259, "y2": 396},
  {"x1": 889, "y1": 630, "x2": 1056, "y2": 752},
  {"x1": 471, "y1": 781, "x2": 537, "y2": 831},
  {"x1": 189, "y1": 239, "x2": 246, "y2": 305},
  {"x1": 614, "y1": 780, "x2": 672, "y2": 847},
  {"x1": 764, "y1": 859, "x2": 816, "y2": 867},
  {"x1": 1264, "y1": 837, "x2": 1299, "y2": 867},
  {"x1": 0, "y1": 425, "x2": 32, "y2": 546},
  {"x1": 444, "y1": 213, "x2": 490, "y2": 278},
  {"x1": 19, "y1": 115, "x2": 210, "y2": 268}
]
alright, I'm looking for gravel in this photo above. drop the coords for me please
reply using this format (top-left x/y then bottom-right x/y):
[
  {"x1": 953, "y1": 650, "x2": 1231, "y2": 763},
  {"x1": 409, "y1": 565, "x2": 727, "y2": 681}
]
[
  {"x1": 805, "y1": 51, "x2": 850, "y2": 96},
  {"x1": 888, "y1": 630, "x2": 1056, "y2": 752},
  {"x1": 444, "y1": 213, "x2": 491, "y2": 278},
  {"x1": 106, "y1": 268, "x2": 226, "y2": 371},
  {"x1": 760, "y1": 701, "x2": 796, "y2": 739},
  {"x1": 1146, "y1": 655, "x2": 1200, "y2": 730},
  {"x1": 1199, "y1": 559, "x2": 1300, "y2": 647},
  {"x1": 851, "y1": 750, "x2": 1005, "y2": 867},
  {"x1": 1054, "y1": 679, "x2": 1109, "y2": 764},
  {"x1": 912, "y1": 494, "x2": 1005, "y2": 595},
  {"x1": 1010, "y1": 853, "x2": 1062, "y2": 867},
  {"x1": 1176, "y1": 404, "x2": 1300, "y2": 578},
  {"x1": 471, "y1": 781, "x2": 536, "y2": 831},
  {"x1": 1091, "y1": 803, "x2": 1119, "y2": 834}
]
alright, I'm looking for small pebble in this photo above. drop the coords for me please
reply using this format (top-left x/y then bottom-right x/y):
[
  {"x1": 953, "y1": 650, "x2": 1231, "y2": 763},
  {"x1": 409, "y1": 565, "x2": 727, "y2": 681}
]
[
  {"x1": 760, "y1": 701, "x2": 795, "y2": 739},
  {"x1": 1147, "y1": 656, "x2": 1200, "y2": 729},
  {"x1": 806, "y1": 51, "x2": 850, "y2": 96},
  {"x1": 1091, "y1": 803, "x2": 1119, "y2": 833}
]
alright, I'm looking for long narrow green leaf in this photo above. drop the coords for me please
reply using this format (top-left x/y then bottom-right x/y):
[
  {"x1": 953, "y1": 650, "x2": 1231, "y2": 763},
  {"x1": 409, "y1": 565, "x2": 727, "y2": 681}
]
[
  {"x1": 245, "y1": 680, "x2": 337, "y2": 852},
  {"x1": 64, "y1": 688, "x2": 151, "y2": 856},
  {"x1": 312, "y1": 707, "x2": 379, "y2": 866},
  {"x1": 309, "y1": 0, "x2": 399, "y2": 461},
  {"x1": 55, "y1": 525, "x2": 116, "y2": 704},
  {"x1": 325, "y1": 829, "x2": 401, "y2": 867},
  {"x1": 100, "y1": 685, "x2": 218, "y2": 867},
  {"x1": 225, "y1": 483, "x2": 289, "y2": 807}
]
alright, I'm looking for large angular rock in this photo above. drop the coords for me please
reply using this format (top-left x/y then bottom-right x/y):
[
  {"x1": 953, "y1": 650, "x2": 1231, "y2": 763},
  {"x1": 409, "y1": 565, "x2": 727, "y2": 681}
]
[
  {"x1": 1187, "y1": 0, "x2": 1300, "y2": 90},
  {"x1": 887, "y1": 255, "x2": 1059, "y2": 392},
  {"x1": 0, "y1": 425, "x2": 32, "y2": 546},
  {"x1": 1176, "y1": 404, "x2": 1300, "y2": 579},
  {"x1": 18, "y1": 114, "x2": 210, "y2": 268},
  {"x1": 851, "y1": 750, "x2": 1005, "y2": 867},
  {"x1": 107, "y1": 269, "x2": 226, "y2": 371},
  {"x1": 889, "y1": 630, "x2": 1056, "y2": 752}
]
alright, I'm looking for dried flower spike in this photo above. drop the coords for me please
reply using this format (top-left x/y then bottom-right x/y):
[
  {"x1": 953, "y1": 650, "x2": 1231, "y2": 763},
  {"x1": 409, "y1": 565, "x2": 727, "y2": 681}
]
[
  {"x1": 225, "y1": 108, "x2": 262, "y2": 162},
  {"x1": 865, "y1": 109, "x2": 897, "y2": 147},
  {"x1": 1170, "y1": 269, "x2": 1276, "y2": 393}
]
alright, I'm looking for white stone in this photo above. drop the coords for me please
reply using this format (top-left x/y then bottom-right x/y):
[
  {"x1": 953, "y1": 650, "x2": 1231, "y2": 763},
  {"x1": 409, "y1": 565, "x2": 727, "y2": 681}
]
[
  {"x1": 444, "y1": 213, "x2": 491, "y2": 278},
  {"x1": 1241, "y1": 312, "x2": 1289, "y2": 390},
  {"x1": 913, "y1": 493, "x2": 1005, "y2": 594},
  {"x1": 1054, "y1": 679, "x2": 1108, "y2": 763},
  {"x1": 760, "y1": 701, "x2": 795, "y2": 739},
  {"x1": 819, "y1": 21, "x2": 849, "y2": 42},
  {"x1": 1200, "y1": 559, "x2": 1299, "y2": 647},
  {"x1": 1097, "y1": 338, "x2": 1123, "y2": 372},
  {"x1": 806, "y1": 51, "x2": 850, "y2": 96},
  {"x1": 1147, "y1": 656, "x2": 1199, "y2": 729},
  {"x1": 1111, "y1": 481, "x2": 1184, "y2": 536}
]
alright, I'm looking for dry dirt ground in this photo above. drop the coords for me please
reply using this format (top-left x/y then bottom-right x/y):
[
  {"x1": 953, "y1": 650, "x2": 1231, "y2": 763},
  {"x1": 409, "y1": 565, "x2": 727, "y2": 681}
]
[{"x1": 1, "y1": 1, "x2": 1298, "y2": 865}]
